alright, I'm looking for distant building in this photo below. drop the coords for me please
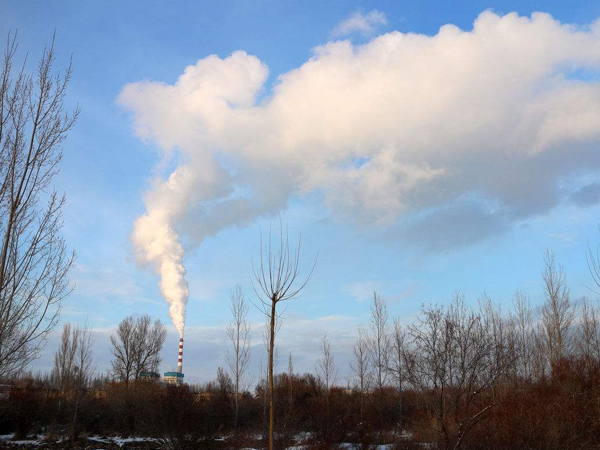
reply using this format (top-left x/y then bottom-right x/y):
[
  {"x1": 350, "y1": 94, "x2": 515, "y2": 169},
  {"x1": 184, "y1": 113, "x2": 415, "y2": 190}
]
[
  {"x1": 164, "y1": 371, "x2": 184, "y2": 385},
  {"x1": 140, "y1": 371, "x2": 160, "y2": 381}
]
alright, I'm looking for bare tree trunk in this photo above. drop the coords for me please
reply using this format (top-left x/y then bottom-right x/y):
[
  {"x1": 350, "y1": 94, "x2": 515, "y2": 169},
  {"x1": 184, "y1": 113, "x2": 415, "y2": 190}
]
[
  {"x1": 269, "y1": 299, "x2": 276, "y2": 450},
  {"x1": 252, "y1": 222, "x2": 316, "y2": 450}
]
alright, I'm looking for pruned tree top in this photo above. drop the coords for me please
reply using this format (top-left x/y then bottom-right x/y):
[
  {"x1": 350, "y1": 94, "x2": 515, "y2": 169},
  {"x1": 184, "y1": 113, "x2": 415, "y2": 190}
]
[{"x1": 251, "y1": 221, "x2": 317, "y2": 316}]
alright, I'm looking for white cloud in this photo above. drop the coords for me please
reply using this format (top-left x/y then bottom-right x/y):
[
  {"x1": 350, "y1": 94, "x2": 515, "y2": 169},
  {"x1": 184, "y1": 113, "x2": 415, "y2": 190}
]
[
  {"x1": 119, "y1": 11, "x2": 600, "y2": 307},
  {"x1": 331, "y1": 10, "x2": 389, "y2": 38}
]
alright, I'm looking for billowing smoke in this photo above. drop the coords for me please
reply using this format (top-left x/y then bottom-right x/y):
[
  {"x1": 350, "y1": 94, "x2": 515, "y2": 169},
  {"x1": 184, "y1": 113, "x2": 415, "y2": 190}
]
[
  {"x1": 130, "y1": 167, "x2": 192, "y2": 337},
  {"x1": 120, "y1": 11, "x2": 600, "y2": 311}
]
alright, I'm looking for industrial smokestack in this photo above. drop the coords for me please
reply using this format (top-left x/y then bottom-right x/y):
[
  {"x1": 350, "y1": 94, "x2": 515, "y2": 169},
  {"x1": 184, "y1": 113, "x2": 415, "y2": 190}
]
[{"x1": 177, "y1": 337, "x2": 183, "y2": 373}]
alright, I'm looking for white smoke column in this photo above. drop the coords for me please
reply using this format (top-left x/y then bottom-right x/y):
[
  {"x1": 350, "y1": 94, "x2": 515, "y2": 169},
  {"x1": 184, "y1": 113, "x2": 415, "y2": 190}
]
[
  {"x1": 121, "y1": 52, "x2": 270, "y2": 334},
  {"x1": 131, "y1": 167, "x2": 198, "y2": 337}
]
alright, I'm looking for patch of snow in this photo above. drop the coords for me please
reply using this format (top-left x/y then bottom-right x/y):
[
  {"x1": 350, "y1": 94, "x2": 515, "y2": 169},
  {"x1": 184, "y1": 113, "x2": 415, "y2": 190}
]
[{"x1": 87, "y1": 436, "x2": 158, "y2": 447}]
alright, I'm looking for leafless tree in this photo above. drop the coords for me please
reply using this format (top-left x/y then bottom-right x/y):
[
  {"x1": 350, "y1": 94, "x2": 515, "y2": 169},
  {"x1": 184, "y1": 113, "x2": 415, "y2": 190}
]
[
  {"x1": 367, "y1": 291, "x2": 390, "y2": 433},
  {"x1": 368, "y1": 292, "x2": 390, "y2": 392},
  {"x1": 226, "y1": 285, "x2": 252, "y2": 429},
  {"x1": 405, "y1": 295, "x2": 515, "y2": 450},
  {"x1": 578, "y1": 297, "x2": 600, "y2": 362},
  {"x1": 531, "y1": 322, "x2": 549, "y2": 380},
  {"x1": 0, "y1": 33, "x2": 78, "y2": 378},
  {"x1": 541, "y1": 250, "x2": 575, "y2": 366},
  {"x1": 53, "y1": 322, "x2": 94, "y2": 439},
  {"x1": 54, "y1": 323, "x2": 79, "y2": 397},
  {"x1": 510, "y1": 290, "x2": 535, "y2": 380},
  {"x1": 110, "y1": 315, "x2": 166, "y2": 385},
  {"x1": 252, "y1": 222, "x2": 316, "y2": 450},
  {"x1": 349, "y1": 326, "x2": 371, "y2": 422},
  {"x1": 315, "y1": 334, "x2": 337, "y2": 393},
  {"x1": 387, "y1": 318, "x2": 407, "y2": 429},
  {"x1": 479, "y1": 295, "x2": 514, "y2": 383},
  {"x1": 70, "y1": 323, "x2": 94, "y2": 439}
]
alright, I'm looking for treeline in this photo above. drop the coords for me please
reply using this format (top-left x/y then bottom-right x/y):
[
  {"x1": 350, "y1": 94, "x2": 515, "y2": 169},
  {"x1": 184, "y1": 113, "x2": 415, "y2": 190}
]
[{"x1": 2, "y1": 249, "x2": 600, "y2": 450}]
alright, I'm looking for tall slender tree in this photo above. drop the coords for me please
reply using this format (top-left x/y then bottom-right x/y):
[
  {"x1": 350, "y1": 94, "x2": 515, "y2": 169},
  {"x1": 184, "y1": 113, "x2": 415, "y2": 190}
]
[
  {"x1": 541, "y1": 250, "x2": 575, "y2": 366},
  {"x1": 388, "y1": 318, "x2": 407, "y2": 429},
  {"x1": 0, "y1": 33, "x2": 77, "y2": 378},
  {"x1": 350, "y1": 326, "x2": 371, "y2": 422},
  {"x1": 226, "y1": 285, "x2": 252, "y2": 429},
  {"x1": 53, "y1": 322, "x2": 94, "y2": 440},
  {"x1": 315, "y1": 334, "x2": 337, "y2": 394},
  {"x1": 252, "y1": 222, "x2": 316, "y2": 450}
]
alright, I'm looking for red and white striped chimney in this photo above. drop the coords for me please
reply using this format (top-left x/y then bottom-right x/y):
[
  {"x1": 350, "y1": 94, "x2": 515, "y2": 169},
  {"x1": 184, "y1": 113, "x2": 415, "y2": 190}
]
[{"x1": 177, "y1": 338, "x2": 183, "y2": 373}]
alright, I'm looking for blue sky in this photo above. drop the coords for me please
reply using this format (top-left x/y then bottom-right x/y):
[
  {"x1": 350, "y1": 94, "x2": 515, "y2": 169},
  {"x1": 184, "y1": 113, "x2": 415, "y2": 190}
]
[{"x1": 3, "y1": 0, "x2": 600, "y2": 383}]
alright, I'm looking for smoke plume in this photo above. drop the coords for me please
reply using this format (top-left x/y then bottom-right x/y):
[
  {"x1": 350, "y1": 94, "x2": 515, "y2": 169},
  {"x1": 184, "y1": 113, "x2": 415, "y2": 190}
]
[{"x1": 120, "y1": 11, "x2": 600, "y2": 313}]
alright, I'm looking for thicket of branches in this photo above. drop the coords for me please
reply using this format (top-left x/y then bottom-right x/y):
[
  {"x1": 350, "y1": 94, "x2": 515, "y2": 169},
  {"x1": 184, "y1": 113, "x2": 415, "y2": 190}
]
[{"x1": 3, "y1": 248, "x2": 600, "y2": 450}]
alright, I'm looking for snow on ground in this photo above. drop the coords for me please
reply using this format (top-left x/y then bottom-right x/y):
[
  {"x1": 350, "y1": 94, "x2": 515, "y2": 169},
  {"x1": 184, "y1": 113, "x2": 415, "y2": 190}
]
[
  {"x1": 0, "y1": 432, "x2": 422, "y2": 449},
  {"x1": 0, "y1": 434, "x2": 159, "y2": 448},
  {"x1": 338, "y1": 444, "x2": 394, "y2": 450},
  {"x1": 0, "y1": 434, "x2": 45, "y2": 446},
  {"x1": 88, "y1": 436, "x2": 158, "y2": 446}
]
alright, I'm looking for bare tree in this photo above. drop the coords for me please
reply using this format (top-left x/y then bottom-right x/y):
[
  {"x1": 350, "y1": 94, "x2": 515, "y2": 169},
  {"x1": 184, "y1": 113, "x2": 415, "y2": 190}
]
[
  {"x1": 70, "y1": 324, "x2": 94, "y2": 440},
  {"x1": 350, "y1": 326, "x2": 371, "y2": 422},
  {"x1": 367, "y1": 291, "x2": 390, "y2": 434},
  {"x1": 541, "y1": 250, "x2": 575, "y2": 366},
  {"x1": 406, "y1": 295, "x2": 515, "y2": 450},
  {"x1": 315, "y1": 334, "x2": 337, "y2": 393},
  {"x1": 225, "y1": 285, "x2": 252, "y2": 429},
  {"x1": 479, "y1": 295, "x2": 514, "y2": 383},
  {"x1": 510, "y1": 290, "x2": 535, "y2": 380},
  {"x1": 531, "y1": 322, "x2": 549, "y2": 381},
  {"x1": 54, "y1": 323, "x2": 79, "y2": 397},
  {"x1": 387, "y1": 318, "x2": 407, "y2": 429},
  {"x1": 252, "y1": 223, "x2": 316, "y2": 450},
  {"x1": 0, "y1": 33, "x2": 78, "y2": 378},
  {"x1": 53, "y1": 322, "x2": 94, "y2": 439},
  {"x1": 110, "y1": 315, "x2": 167, "y2": 385},
  {"x1": 578, "y1": 297, "x2": 600, "y2": 362},
  {"x1": 368, "y1": 292, "x2": 390, "y2": 393}
]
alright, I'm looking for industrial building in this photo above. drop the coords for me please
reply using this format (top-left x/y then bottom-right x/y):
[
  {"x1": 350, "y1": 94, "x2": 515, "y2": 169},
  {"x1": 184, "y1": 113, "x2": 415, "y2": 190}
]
[{"x1": 164, "y1": 337, "x2": 185, "y2": 385}]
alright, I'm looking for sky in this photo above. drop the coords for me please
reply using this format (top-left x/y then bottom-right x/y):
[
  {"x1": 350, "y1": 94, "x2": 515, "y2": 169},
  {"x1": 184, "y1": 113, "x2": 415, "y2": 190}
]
[{"x1": 2, "y1": 0, "x2": 600, "y2": 384}]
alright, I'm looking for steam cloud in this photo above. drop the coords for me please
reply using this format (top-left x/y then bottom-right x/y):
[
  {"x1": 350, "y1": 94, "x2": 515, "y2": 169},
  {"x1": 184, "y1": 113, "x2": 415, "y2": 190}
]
[
  {"x1": 120, "y1": 11, "x2": 600, "y2": 318},
  {"x1": 131, "y1": 170, "x2": 192, "y2": 337}
]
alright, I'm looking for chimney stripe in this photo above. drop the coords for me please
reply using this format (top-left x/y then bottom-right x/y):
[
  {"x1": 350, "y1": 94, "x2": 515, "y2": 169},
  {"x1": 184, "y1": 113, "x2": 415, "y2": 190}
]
[{"x1": 177, "y1": 337, "x2": 184, "y2": 374}]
